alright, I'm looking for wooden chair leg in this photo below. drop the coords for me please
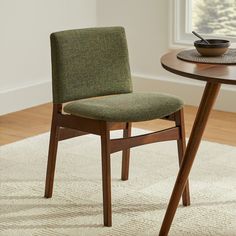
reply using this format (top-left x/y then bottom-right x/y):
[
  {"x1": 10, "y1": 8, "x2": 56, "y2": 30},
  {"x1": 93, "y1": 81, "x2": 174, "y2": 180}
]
[
  {"x1": 121, "y1": 122, "x2": 132, "y2": 180},
  {"x1": 175, "y1": 109, "x2": 190, "y2": 206},
  {"x1": 101, "y1": 125, "x2": 112, "y2": 227},
  {"x1": 44, "y1": 116, "x2": 60, "y2": 198}
]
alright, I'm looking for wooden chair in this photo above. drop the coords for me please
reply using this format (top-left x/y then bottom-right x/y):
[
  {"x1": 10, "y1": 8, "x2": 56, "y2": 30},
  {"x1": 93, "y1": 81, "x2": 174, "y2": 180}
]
[{"x1": 44, "y1": 27, "x2": 190, "y2": 226}]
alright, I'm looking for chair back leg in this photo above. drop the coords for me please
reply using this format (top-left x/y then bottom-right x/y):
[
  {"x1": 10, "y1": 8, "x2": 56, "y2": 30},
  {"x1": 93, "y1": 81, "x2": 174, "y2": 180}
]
[
  {"x1": 101, "y1": 124, "x2": 112, "y2": 226},
  {"x1": 44, "y1": 117, "x2": 60, "y2": 198},
  {"x1": 175, "y1": 109, "x2": 191, "y2": 206},
  {"x1": 121, "y1": 122, "x2": 132, "y2": 180}
]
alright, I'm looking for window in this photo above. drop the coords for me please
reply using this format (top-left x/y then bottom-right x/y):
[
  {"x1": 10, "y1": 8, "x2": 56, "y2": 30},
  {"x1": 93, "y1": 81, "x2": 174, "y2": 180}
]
[
  {"x1": 171, "y1": 0, "x2": 236, "y2": 46},
  {"x1": 192, "y1": 0, "x2": 236, "y2": 37}
]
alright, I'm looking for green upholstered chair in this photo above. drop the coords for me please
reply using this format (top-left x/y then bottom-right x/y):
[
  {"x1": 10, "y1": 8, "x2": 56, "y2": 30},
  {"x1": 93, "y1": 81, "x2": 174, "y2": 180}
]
[{"x1": 44, "y1": 27, "x2": 190, "y2": 226}]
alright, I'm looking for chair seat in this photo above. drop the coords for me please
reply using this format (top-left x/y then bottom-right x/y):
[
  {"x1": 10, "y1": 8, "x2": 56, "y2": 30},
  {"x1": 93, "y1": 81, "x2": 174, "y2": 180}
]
[{"x1": 63, "y1": 92, "x2": 183, "y2": 122}]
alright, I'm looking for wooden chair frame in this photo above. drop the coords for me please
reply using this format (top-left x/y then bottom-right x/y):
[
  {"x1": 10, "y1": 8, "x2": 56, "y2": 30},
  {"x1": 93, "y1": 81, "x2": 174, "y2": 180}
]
[{"x1": 44, "y1": 103, "x2": 190, "y2": 226}]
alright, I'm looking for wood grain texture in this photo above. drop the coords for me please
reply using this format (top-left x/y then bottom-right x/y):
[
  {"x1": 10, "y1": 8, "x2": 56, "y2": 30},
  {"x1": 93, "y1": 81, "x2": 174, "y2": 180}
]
[
  {"x1": 174, "y1": 109, "x2": 190, "y2": 207},
  {"x1": 44, "y1": 104, "x2": 60, "y2": 198},
  {"x1": 159, "y1": 50, "x2": 236, "y2": 235},
  {"x1": 42, "y1": 103, "x2": 185, "y2": 227},
  {"x1": 161, "y1": 50, "x2": 236, "y2": 85},
  {"x1": 159, "y1": 82, "x2": 221, "y2": 236},
  {"x1": 100, "y1": 123, "x2": 112, "y2": 227},
  {"x1": 121, "y1": 122, "x2": 132, "y2": 180},
  {"x1": 110, "y1": 127, "x2": 180, "y2": 154},
  {"x1": 1, "y1": 103, "x2": 236, "y2": 146},
  {"x1": 133, "y1": 106, "x2": 236, "y2": 147},
  {"x1": 0, "y1": 103, "x2": 52, "y2": 145}
]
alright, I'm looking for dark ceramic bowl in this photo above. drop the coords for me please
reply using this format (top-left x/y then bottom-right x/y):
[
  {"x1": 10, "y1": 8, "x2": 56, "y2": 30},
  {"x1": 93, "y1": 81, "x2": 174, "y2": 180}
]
[{"x1": 194, "y1": 39, "x2": 230, "y2": 57}]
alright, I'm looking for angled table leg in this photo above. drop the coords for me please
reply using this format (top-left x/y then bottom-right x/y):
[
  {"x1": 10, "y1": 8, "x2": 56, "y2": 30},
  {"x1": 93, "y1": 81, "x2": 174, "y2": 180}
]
[{"x1": 159, "y1": 81, "x2": 221, "y2": 236}]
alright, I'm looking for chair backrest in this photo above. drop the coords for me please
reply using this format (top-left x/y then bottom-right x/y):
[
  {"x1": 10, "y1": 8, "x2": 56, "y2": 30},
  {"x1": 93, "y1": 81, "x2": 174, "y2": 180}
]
[{"x1": 50, "y1": 27, "x2": 133, "y2": 104}]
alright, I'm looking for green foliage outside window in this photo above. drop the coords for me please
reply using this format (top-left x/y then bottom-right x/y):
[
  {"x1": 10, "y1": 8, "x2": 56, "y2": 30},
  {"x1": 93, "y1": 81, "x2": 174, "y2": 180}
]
[{"x1": 193, "y1": 0, "x2": 236, "y2": 37}]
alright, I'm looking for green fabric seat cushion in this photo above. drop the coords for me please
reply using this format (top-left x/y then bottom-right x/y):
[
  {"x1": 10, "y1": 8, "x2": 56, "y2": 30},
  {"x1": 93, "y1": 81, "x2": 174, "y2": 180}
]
[{"x1": 63, "y1": 92, "x2": 183, "y2": 122}]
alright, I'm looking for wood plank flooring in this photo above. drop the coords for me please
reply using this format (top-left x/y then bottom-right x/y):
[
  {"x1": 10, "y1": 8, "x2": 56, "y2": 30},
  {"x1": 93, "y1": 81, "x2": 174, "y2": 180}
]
[{"x1": 1, "y1": 103, "x2": 236, "y2": 146}]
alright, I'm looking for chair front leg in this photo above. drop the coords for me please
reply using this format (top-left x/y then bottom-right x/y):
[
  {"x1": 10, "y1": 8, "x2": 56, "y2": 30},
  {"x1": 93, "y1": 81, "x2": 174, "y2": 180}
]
[
  {"x1": 44, "y1": 114, "x2": 60, "y2": 198},
  {"x1": 101, "y1": 124, "x2": 112, "y2": 226},
  {"x1": 121, "y1": 122, "x2": 132, "y2": 180},
  {"x1": 175, "y1": 109, "x2": 190, "y2": 206}
]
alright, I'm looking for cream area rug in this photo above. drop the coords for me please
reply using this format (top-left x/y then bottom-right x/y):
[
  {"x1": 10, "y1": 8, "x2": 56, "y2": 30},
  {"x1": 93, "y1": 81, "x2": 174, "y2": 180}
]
[{"x1": 0, "y1": 129, "x2": 236, "y2": 236}]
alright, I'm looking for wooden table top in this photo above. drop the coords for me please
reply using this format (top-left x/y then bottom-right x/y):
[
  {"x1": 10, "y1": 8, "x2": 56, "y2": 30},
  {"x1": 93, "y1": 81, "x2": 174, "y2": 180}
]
[{"x1": 161, "y1": 50, "x2": 236, "y2": 85}]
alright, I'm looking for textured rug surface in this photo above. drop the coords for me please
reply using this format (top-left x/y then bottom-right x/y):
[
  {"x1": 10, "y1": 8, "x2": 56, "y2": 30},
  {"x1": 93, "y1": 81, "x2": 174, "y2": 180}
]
[{"x1": 0, "y1": 129, "x2": 236, "y2": 236}]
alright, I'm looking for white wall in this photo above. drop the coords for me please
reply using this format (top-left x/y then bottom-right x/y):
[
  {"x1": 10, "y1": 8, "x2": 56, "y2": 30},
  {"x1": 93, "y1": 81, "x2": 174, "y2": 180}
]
[
  {"x1": 97, "y1": 0, "x2": 169, "y2": 78},
  {"x1": 0, "y1": 0, "x2": 96, "y2": 115}
]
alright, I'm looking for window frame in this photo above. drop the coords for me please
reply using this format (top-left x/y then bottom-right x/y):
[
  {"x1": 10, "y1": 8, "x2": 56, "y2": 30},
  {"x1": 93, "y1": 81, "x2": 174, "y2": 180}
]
[{"x1": 170, "y1": 0, "x2": 236, "y2": 47}]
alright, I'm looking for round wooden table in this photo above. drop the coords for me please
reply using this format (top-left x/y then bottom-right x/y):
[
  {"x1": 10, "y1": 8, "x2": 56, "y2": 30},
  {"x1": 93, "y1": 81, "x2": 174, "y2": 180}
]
[{"x1": 159, "y1": 50, "x2": 236, "y2": 236}]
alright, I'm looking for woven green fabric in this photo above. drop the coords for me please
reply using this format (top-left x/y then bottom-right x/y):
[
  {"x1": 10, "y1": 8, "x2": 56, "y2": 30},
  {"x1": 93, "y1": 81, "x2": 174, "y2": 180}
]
[
  {"x1": 63, "y1": 92, "x2": 183, "y2": 122},
  {"x1": 50, "y1": 27, "x2": 132, "y2": 103}
]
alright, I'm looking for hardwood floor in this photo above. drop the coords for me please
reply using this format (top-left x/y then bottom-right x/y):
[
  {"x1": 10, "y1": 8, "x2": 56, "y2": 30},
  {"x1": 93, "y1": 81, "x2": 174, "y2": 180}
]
[
  {"x1": 0, "y1": 103, "x2": 52, "y2": 145},
  {"x1": 1, "y1": 103, "x2": 236, "y2": 146}
]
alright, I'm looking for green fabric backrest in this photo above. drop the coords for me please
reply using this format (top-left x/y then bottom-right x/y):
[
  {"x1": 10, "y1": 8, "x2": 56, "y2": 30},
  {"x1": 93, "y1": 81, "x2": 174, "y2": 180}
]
[{"x1": 50, "y1": 27, "x2": 133, "y2": 104}]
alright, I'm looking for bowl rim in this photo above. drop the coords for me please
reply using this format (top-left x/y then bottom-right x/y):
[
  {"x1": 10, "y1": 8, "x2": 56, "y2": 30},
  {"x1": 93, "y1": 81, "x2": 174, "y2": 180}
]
[{"x1": 194, "y1": 39, "x2": 230, "y2": 48}]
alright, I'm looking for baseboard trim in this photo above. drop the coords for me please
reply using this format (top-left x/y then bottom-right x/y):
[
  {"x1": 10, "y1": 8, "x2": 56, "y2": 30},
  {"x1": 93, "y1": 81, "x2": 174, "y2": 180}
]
[
  {"x1": 1, "y1": 74, "x2": 235, "y2": 115},
  {"x1": 133, "y1": 74, "x2": 236, "y2": 113},
  {"x1": 0, "y1": 80, "x2": 52, "y2": 115}
]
